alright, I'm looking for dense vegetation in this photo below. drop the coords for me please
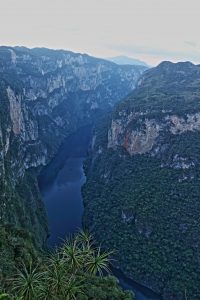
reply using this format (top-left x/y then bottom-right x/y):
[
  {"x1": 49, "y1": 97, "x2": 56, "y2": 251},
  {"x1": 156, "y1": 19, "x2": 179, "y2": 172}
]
[
  {"x1": 83, "y1": 62, "x2": 200, "y2": 299},
  {"x1": 0, "y1": 230, "x2": 133, "y2": 300},
  {"x1": 0, "y1": 225, "x2": 39, "y2": 287}
]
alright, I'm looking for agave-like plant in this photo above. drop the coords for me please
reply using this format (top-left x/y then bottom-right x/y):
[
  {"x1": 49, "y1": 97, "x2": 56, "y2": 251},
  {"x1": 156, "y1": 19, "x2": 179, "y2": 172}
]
[
  {"x1": 12, "y1": 261, "x2": 44, "y2": 300},
  {"x1": 85, "y1": 247, "x2": 112, "y2": 276},
  {"x1": 75, "y1": 230, "x2": 94, "y2": 251},
  {"x1": 43, "y1": 250, "x2": 66, "y2": 298},
  {"x1": 61, "y1": 238, "x2": 84, "y2": 273},
  {"x1": 63, "y1": 277, "x2": 85, "y2": 300},
  {"x1": 7, "y1": 231, "x2": 113, "y2": 299}
]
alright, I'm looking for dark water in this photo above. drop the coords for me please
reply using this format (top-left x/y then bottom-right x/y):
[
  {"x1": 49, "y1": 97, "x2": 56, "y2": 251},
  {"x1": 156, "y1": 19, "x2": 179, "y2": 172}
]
[
  {"x1": 112, "y1": 268, "x2": 161, "y2": 300},
  {"x1": 38, "y1": 125, "x2": 92, "y2": 246},
  {"x1": 39, "y1": 126, "x2": 162, "y2": 300},
  {"x1": 40, "y1": 157, "x2": 86, "y2": 246}
]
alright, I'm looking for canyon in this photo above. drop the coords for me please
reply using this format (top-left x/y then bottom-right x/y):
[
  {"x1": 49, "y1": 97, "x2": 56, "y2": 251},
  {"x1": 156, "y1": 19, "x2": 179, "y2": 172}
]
[{"x1": 1, "y1": 48, "x2": 200, "y2": 299}]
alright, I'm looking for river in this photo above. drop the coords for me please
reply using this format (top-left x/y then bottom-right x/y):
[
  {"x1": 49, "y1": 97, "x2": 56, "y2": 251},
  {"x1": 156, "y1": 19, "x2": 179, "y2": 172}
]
[{"x1": 38, "y1": 126, "x2": 162, "y2": 300}]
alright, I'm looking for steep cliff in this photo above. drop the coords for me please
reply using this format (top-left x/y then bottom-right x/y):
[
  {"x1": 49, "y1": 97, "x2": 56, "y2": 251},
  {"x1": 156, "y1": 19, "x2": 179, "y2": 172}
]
[
  {"x1": 83, "y1": 62, "x2": 200, "y2": 300},
  {"x1": 0, "y1": 46, "x2": 146, "y2": 269}
]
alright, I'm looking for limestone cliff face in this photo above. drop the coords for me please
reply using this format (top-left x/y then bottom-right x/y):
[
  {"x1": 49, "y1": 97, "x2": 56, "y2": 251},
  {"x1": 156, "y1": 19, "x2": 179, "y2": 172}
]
[
  {"x1": 0, "y1": 46, "x2": 146, "y2": 246},
  {"x1": 83, "y1": 62, "x2": 200, "y2": 300},
  {"x1": 108, "y1": 118, "x2": 160, "y2": 155},
  {"x1": 7, "y1": 87, "x2": 25, "y2": 135},
  {"x1": 108, "y1": 112, "x2": 200, "y2": 157}
]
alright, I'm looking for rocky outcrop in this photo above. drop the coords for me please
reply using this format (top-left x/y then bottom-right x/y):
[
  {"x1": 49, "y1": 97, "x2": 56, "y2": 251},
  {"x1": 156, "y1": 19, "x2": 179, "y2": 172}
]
[
  {"x1": 108, "y1": 111, "x2": 200, "y2": 157},
  {"x1": 7, "y1": 87, "x2": 25, "y2": 135},
  {"x1": 167, "y1": 113, "x2": 200, "y2": 134},
  {"x1": 108, "y1": 118, "x2": 160, "y2": 155}
]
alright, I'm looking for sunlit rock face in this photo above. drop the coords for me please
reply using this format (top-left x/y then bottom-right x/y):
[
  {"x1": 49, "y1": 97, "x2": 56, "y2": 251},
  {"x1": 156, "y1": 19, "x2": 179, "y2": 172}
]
[
  {"x1": 0, "y1": 46, "x2": 147, "y2": 246},
  {"x1": 108, "y1": 112, "x2": 200, "y2": 156},
  {"x1": 108, "y1": 118, "x2": 160, "y2": 155}
]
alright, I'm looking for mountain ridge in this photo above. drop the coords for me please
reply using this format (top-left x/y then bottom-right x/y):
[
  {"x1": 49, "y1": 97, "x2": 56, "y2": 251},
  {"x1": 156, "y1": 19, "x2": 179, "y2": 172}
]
[{"x1": 107, "y1": 55, "x2": 149, "y2": 67}]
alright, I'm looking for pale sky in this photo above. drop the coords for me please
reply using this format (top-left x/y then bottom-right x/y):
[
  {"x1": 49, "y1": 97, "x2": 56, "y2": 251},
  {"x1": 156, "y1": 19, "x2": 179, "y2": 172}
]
[{"x1": 0, "y1": 0, "x2": 200, "y2": 65}]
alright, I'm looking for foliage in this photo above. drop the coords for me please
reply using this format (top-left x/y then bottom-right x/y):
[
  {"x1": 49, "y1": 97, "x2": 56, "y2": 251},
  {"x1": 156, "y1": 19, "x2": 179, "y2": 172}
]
[
  {"x1": 0, "y1": 225, "x2": 39, "y2": 288},
  {"x1": 1, "y1": 231, "x2": 133, "y2": 300}
]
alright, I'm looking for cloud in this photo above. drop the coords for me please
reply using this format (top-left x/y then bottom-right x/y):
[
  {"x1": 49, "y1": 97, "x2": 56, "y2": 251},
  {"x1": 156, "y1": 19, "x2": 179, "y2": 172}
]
[{"x1": 1, "y1": 0, "x2": 200, "y2": 65}]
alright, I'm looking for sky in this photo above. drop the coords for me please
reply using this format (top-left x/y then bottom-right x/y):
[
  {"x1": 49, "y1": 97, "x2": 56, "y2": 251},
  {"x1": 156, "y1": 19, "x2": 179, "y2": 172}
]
[{"x1": 0, "y1": 0, "x2": 200, "y2": 66}]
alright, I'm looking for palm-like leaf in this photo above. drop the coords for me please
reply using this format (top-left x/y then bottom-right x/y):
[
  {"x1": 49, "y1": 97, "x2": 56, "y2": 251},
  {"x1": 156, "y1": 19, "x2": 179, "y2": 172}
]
[
  {"x1": 12, "y1": 261, "x2": 44, "y2": 300},
  {"x1": 62, "y1": 239, "x2": 84, "y2": 272},
  {"x1": 64, "y1": 277, "x2": 85, "y2": 300},
  {"x1": 76, "y1": 230, "x2": 93, "y2": 250},
  {"x1": 86, "y1": 247, "x2": 111, "y2": 276},
  {"x1": 5, "y1": 231, "x2": 114, "y2": 299},
  {"x1": 43, "y1": 251, "x2": 66, "y2": 298}
]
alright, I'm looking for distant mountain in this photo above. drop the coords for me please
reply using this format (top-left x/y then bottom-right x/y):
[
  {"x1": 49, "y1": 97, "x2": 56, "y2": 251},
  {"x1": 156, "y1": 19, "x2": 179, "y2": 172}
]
[{"x1": 107, "y1": 55, "x2": 149, "y2": 67}]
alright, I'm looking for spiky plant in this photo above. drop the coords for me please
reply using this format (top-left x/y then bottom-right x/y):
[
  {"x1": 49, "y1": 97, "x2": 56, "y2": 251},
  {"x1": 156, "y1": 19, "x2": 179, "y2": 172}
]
[
  {"x1": 6, "y1": 231, "x2": 113, "y2": 299},
  {"x1": 76, "y1": 230, "x2": 94, "y2": 251},
  {"x1": 63, "y1": 277, "x2": 85, "y2": 300},
  {"x1": 43, "y1": 250, "x2": 66, "y2": 298},
  {"x1": 61, "y1": 238, "x2": 84, "y2": 273},
  {"x1": 42, "y1": 247, "x2": 85, "y2": 299},
  {"x1": 85, "y1": 247, "x2": 112, "y2": 276},
  {"x1": 11, "y1": 261, "x2": 44, "y2": 300}
]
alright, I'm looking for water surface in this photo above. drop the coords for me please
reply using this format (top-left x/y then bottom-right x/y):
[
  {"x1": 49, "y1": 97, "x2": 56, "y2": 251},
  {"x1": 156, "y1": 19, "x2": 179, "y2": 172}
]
[{"x1": 41, "y1": 157, "x2": 86, "y2": 247}]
